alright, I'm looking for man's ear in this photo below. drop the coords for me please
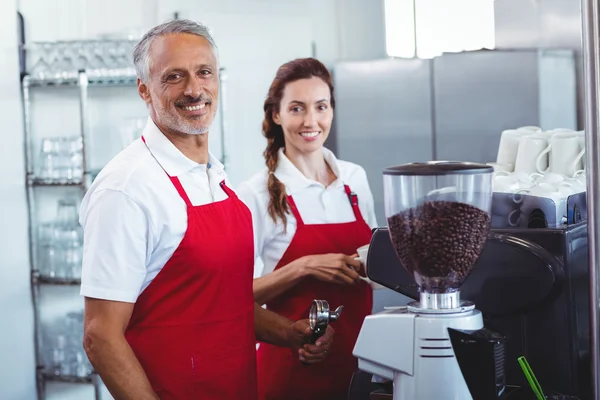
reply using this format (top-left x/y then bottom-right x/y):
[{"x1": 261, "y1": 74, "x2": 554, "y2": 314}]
[{"x1": 138, "y1": 79, "x2": 151, "y2": 105}]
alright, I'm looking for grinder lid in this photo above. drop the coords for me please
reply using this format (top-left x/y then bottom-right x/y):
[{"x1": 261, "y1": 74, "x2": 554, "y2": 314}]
[{"x1": 383, "y1": 161, "x2": 493, "y2": 176}]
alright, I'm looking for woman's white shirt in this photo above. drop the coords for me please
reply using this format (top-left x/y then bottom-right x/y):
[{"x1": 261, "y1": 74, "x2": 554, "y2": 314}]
[{"x1": 237, "y1": 147, "x2": 378, "y2": 278}]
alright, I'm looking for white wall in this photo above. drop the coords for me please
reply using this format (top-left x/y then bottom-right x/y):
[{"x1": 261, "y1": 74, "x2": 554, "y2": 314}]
[
  {"x1": 0, "y1": 1, "x2": 36, "y2": 400},
  {"x1": 18, "y1": 0, "x2": 157, "y2": 41}
]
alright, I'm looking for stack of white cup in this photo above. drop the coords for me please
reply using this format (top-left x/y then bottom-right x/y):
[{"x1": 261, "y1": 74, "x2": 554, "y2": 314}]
[{"x1": 488, "y1": 126, "x2": 586, "y2": 228}]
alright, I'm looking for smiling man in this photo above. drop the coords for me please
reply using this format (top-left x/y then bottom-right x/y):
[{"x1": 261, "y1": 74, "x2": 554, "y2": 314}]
[{"x1": 79, "y1": 20, "x2": 334, "y2": 400}]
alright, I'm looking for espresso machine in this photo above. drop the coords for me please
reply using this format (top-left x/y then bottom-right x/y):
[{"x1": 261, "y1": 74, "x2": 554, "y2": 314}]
[{"x1": 350, "y1": 162, "x2": 589, "y2": 400}]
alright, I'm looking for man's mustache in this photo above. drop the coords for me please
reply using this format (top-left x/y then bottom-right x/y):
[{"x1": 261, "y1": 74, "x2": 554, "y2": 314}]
[{"x1": 175, "y1": 95, "x2": 212, "y2": 107}]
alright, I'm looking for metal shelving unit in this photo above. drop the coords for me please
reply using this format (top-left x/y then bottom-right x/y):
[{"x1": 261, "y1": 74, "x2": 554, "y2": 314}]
[{"x1": 22, "y1": 67, "x2": 138, "y2": 400}]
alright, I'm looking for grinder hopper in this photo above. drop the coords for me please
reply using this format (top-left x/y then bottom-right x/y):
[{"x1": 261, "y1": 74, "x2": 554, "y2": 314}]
[{"x1": 382, "y1": 162, "x2": 493, "y2": 311}]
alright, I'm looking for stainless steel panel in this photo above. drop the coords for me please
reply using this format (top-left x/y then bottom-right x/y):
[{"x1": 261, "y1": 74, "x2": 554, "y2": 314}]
[
  {"x1": 538, "y1": 50, "x2": 578, "y2": 130},
  {"x1": 539, "y1": 0, "x2": 583, "y2": 49},
  {"x1": 494, "y1": 0, "x2": 582, "y2": 50},
  {"x1": 494, "y1": 0, "x2": 584, "y2": 128},
  {"x1": 332, "y1": 58, "x2": 433, "y2": 225},
  {"x1": 494, "y1": 0, "x2": 543, "y2": 49},
  {"x1": 433, "y1": 51, "x2": 540, "y2": 163},
  {"x1": 580, "y1": 0, "x2": 600, "y2": 398}
]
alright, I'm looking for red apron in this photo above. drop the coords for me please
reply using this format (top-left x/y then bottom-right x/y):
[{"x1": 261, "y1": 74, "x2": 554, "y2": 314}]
[
  {"x1": 257, "y1": 184, "x2": 373, "y2": 400},
  {"x1": 125, "y1": 138, "x2": 257, "y2": 400}
]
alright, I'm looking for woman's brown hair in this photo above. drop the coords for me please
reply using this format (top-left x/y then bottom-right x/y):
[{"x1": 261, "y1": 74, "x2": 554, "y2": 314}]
[{"x1": 262, "y1": 57, "x2": 336, "y2": 228}]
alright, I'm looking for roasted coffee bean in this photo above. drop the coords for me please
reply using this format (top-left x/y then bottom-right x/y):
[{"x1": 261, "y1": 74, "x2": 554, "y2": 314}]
[{"x1": 387, "y1": 201, "x2": 490, "y2": 291}]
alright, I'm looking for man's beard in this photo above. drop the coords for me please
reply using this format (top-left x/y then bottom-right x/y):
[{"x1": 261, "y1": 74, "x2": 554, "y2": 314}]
[{"x1": 156, "y1": 94, "x2": 217, "y2": 135}]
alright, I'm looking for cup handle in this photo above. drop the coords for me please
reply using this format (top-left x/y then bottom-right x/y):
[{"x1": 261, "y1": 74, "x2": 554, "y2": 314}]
[
  {"x1": 572, "y1": 148, "x2": 585, "y2": 170},
  {"x1": 354, "y1": 257, "x2": 370, "y2": 282},
  {"x1": 508, "y1": 209, "x2": 520, "y2": 227},
  {"x1": 529, "y1": 172, "x2": 543, "y2": 181},
  {"x1": 354, "y1": 257, "x2": 369, "y2": 282},
  {"x1": 512, "y1": 189, "x2": 530, "y2": 204},
  {"x1": 494, "y1": 171, "x2": 511, "y2": 176},
  {"x1": 535, "y1": 144, "x2": 551, "y2": 174}
]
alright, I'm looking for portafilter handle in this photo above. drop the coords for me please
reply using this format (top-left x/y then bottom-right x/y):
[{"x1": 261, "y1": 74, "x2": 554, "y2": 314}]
[{"x1": 308, "y1": 299, "x2": 344, "y2": 344}]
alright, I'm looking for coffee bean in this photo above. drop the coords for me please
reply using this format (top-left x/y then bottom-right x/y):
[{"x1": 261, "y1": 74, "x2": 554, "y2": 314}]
[{"x1": 387, "y1": 201, "x2": 490, "y2": 292}]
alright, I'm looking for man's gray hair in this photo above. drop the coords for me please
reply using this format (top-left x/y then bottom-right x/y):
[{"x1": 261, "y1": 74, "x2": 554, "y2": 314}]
[{"x1": 133, "y1": 19, "x2": 218, "y2": 83}]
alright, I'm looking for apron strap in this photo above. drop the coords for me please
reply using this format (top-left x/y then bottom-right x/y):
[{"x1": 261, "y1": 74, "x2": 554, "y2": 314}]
[
  {"x1": 286, "y1": 195, "x2": 305, "y2": 227},
  {"x1": 219, "y1": 180, "x2": 237, "y2": 199},
  {"x1": 141, "y1": 135, "x2": 217, "y2": 208},
  {"x1": 169, "y1": 177, "x2": 193, "y2": 207},
  {"x1": 343, "y1": 184, "x2": 365, "y2": 222}
]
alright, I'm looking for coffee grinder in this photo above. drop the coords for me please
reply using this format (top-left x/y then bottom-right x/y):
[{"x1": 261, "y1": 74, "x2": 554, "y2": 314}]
[{"x1": 353, "y1": 162, "x2": 506, "y2": 400}]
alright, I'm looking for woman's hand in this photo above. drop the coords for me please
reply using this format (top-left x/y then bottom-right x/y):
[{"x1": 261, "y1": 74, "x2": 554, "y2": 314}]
[
  {"x1": 286, "y1": 320, "x2": 335, "y2": 364},
  {"x1": 301, "y1": 253, "x2": 362, "y2": 285}
]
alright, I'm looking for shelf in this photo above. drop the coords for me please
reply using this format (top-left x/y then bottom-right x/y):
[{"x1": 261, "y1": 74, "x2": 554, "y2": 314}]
[
  {"x1": 27, "y1": 177, "x2": 85, "y2": 187},
  {"x1": 88, "y1": 76, "x2": 138, "y2": 87},
  {"x1": 41, "y1": 371, "x2": 95, "y2": 384},
  {"x1": 34, "y1": 275, "x2": 81, "y2": 286},
  {"x1": 24, "y1": 73, "x2": 137, "y2": 88}
]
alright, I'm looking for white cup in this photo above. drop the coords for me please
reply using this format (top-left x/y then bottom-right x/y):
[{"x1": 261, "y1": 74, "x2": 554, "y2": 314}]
[
  {"x1": 515, "y1": 135, "x2": 549, "y2": 174},
  {"x1": 516, "y1": 126, "x2": 542, "y2": 133},
  {"x1": 357, "y1": 244, "x2": 369, "y2": 267},
  {"x1": 537, "y1": 172, "x2": 564, "y2": 184},
  {"x1": 493, "y1": 176, "x2": 520, "y2": 193},
  {"x1": 576, "y1": 130, "x2": 586, "y2": 169},
  {"x1": 559, "y1": 179, "x2": 586, "y2": 194},
  {"x1": 486, "y1": 162, "x2": 513, "y2": 173},
  {"x1": 547, "y1": 128, "x2": 577, "y2": 136},
  {"x1": 527, "y1": 182, "x2": 567, "y2": 202},
  {"x1": 355, "y1": 245, "x2": 383, "y2": 289},
  {"x1": 513, "y1": 181, "x2": 563, "y2": 204},
  {"x1": 513, "y1": 171, "x2": 540, "y2": 184},
  {"x1": 536, "y1": 132, "x2": 584, "y2": 176},
  {"x1": 573, "y1": 171, "x2": 586, "y2": 184},
  {"x1": 571, "y1": 174, "x2": 587, "y2": 192},
  {"x1": 496, "y1": 129, "x2": 532, "y2": 168}
]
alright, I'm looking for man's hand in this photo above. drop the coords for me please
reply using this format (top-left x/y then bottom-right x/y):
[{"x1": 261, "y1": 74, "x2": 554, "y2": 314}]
[{"x1": 287, "y1": 319, "x2": 335, "y2": 364}]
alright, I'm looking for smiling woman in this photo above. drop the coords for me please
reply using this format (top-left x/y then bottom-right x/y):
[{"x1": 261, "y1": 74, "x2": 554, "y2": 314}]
[
  {"x1": 262, "y1": 59, "x2": 337, "y2": 226},
  {"x1": 237, "y1": 58, "x2": 379, "y2": 400}
]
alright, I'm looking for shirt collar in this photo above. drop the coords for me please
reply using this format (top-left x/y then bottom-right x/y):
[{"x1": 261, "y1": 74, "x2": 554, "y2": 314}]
[
  {"x1": 273, "y1": 147, "x2": 343, "y2": 195},
  {"x1": 142, "y1": 117, "x2": 225, "y2": 177}
]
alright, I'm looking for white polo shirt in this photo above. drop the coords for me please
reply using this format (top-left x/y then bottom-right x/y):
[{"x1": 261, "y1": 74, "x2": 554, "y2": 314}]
[
  {"x1": 79, "y1": 118, "x2": 229, "y2": 303},
  {"x1": 237, "y1": 148, "x2": 378, "y2": 278}
]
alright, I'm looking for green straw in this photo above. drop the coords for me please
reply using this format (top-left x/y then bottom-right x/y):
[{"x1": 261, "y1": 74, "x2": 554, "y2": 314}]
[{"x1": 518, "y1": 356, "x2": 546, "y2": 400}]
